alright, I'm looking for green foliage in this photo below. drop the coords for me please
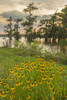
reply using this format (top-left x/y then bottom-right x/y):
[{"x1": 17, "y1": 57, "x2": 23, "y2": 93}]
[
  {"x1": 13, "y1": 32, "x2": 21, "y2": 41},
  {"x1": 39, "y1": 13, "x2": 59, "y2": 43},
  {"x1": 23, "y1": 3, "x2": 38, "y2": 13},
  {"x1": 38, "y1": 6, "x2": 67, "y2": 43},
  {"x1": 58, "y1": 39, "x2": 67, "y2": 54},
  {"x1": 59, "y1": 39, "x2": 67, "y2": 47},
  {"x1": 57, "y1": 27, "x2": 67, "y2": 41},
  {"x1": 13, "y1": 18, "x2": 22, "y2": 41},
  {"x1": 61, "y1": 5, "x2": 67, "y2": 28},
  {"x1": 14, "y1": 40, "x2": 42, "y2": 56},
  {"x1": 44, "y1": 51, "x2": 67, "y2": 65},
  {"x1": 14, "y1": 41, "x2": 21, "y2": 48},
  {"x1": 30, "y1": 40, "x2": 43, "y2": 56},
  {"x1": 4, "y1": 17, "x2": 22, "y2": 46},
  {"x1": 22, "y1": 3, "x2": 38, "y2": 42},
  {"x1": 13, "y1": 40, "x2": 67, "y2": 65},
  {"x1": 4, "y1": 17, "x2": 13, "y2": 47}
]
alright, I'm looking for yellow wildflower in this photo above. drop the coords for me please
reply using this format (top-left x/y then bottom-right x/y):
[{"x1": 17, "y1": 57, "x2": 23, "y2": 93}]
[
  {"x1": 10, "y1": 69, "x2": 14, "y2": 73},
  {"x1": 27, "y1": 95, "x2": 30, "y2": 99},
  {"x1": 39, "y1": 81, "x2": 42, "y2": 84},
  {"x1": 2, "y1": 93, "x2": 7, "y2": 98},
  {"x1": 50, "y1": 86, "x2": 53, "y2": 90},
  {"x1": 22, "y1": 86, "x2": 25, "y2": 90},
  {"x1": 21, "y1": 74, "x2": 25, "y2": 77},
  {"x1": 27, "y1": 86, "x2": 30, "y2": 89},
  {"x1": 47, "y1": 81, "x2": 50, "y2": 84},
  {"x1": 27, "y1": 80, "x2": 30, "y2": 83},
  {"x1": 11, "y1": 86, "x2": 15, "y2": 91},
  {"x1": 30, "y1": 83, "x2": 35, "y2": 87},
  {"x1": 49, "y1": 77, "x2": 53, "y2": 80},
  {"x1": 52, "y1": 97, "x2": 55, "y2": 100},
  {"x1": 0, "y1": 80, "x2": 2, "y2": 84},
  {"x1": 5, "y1": 78, "x2": 8, "y2": 81}
]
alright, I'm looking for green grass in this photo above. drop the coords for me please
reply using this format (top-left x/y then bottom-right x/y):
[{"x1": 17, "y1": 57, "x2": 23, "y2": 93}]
[
  {"x1": 0, "y1": 47, "x2": 67, "y2": 76},
  {"x1": 0, "y1": 47, "x2": 67, "y2": 100},
  {"x1": 0, "y1": 47, "x2": 35, "y2": 77}
]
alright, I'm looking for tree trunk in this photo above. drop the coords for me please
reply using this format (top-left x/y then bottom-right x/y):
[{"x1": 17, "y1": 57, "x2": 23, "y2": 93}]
[
  {"x1": 45, "y1": 38, "x2": 48, "y2": 43},
  {"x1": 53, "y1": 38, "x2": 56, "y2": 43},
  {"x1": 9, "y1": 39, "x2": 12, "y2": 47}
]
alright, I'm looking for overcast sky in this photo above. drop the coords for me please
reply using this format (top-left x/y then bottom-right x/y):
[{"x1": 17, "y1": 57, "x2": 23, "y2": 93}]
[
  {"x1": 0, "y1": 0, "x2": 67, "y2": 34},
  {"x1": 0, "y1": 0, "x2": 67, "y2": 15}
]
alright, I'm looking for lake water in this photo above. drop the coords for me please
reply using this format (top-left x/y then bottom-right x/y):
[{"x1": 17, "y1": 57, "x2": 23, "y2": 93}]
[{"x1": 0, "y1": 37, "x2": 61, "y2": 54}]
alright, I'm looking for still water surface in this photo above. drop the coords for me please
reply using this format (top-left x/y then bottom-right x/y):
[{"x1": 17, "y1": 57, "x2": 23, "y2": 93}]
[{"x1": 0, "y1": 37, "x2": 60, "y2": 54}]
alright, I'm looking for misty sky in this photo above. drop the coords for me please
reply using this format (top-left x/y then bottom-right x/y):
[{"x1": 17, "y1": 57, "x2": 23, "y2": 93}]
[{"x1": 0, "y1": 0, "x2": 67, "y2": 34}]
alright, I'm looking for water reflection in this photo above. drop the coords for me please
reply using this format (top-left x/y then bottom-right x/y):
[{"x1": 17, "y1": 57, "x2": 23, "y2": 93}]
[{"x1": 0, "y1": 37, "x2": 66, "y2": 54}]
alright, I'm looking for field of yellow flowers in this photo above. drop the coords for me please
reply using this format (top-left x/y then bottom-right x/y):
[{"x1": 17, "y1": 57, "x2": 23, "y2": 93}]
[{"x1": 0, "y1": 55, "x2": 67, "y2": 100}]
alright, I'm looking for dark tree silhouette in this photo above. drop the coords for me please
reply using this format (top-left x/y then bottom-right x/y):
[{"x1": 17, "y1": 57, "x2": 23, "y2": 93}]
[
  {"x1": 13, "y1": 18, "x2": 22, "y2": 41},
  {"x1": 22, "y1": 3, "x2": 38, "y2": 42},
  {"x1": 4, "y1": 17, "x2": 13, "y2": 47}
]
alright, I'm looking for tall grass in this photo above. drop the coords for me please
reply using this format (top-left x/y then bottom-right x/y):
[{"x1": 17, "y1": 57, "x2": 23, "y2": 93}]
[{"x1": 0, "y1": 56, "x2": 67, "y2": 100}]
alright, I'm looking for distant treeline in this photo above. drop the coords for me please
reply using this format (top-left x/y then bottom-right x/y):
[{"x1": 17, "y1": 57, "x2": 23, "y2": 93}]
[{"x1": 0, "y1": 34, "x2": 24, "y2": 37}]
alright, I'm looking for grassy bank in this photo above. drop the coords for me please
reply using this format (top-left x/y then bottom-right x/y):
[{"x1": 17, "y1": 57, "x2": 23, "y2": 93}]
[
  {"x1": 0, "y1": 47, "x2": 35, "y2": 76},
  {"x1": 0, "y1": 47, "x2": 67, "y2": 100},
  {"x1": 0, "y1": 47, "x2": 67, "y2": 76}
]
